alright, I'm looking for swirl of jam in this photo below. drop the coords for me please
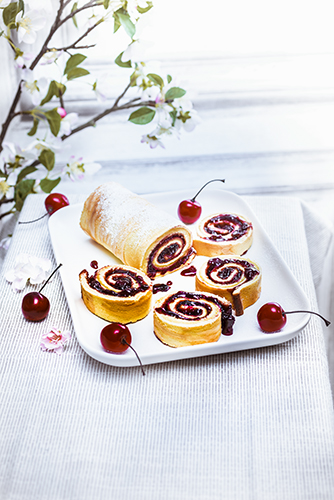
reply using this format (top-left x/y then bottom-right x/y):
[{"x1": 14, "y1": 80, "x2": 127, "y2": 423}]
[
  {"x1": 203, "y1": 214, "x2": 252, "y2": 242},
  {"x1": 206, "y1": 257, "x2": 259, "y2": 288},
  {"x1": 197, "y1": 257, "x2": 261, "y2": 316},
  {"x1": 87, "y1": 267, "x2": 150, "y2": 297},
  {"x1": 147, "y1": 233, "x2": 195, "y2": 278},
  {"x1": 155, "y1": 291, "x2": 234, "y2": 335}
]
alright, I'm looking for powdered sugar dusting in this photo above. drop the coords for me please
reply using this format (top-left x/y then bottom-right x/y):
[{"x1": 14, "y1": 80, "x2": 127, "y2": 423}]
[{"x1": 96, "y1": 183, "x2": 182, "y2": 238}]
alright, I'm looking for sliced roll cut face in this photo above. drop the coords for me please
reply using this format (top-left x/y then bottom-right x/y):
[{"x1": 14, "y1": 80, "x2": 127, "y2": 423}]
[
  {"x1": 80, "y1": 182, "x2": 195, "y2": 279},
  {"x1": 196, "y1": 256, "x2": 261, "y2": 316},
  {"x1": 193, "y1": 212, "x2": 253, "y2": 256},
  {"x1": 153, "y1": 290, "x2": 235, "y2": 348},
  {"x1": 79, "y1": 265, "x2": 153, "y2": 324}
]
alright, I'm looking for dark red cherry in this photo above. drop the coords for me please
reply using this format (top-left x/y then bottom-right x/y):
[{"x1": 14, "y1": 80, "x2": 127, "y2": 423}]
[
  {"x1": 101, "y1": 323, "x2": 131, "y2": 353},
  {"x1": 177, "y1": 179, "x2": 225, "y2": 224},
  {"x1": 45, "y1": 193, "x2": 69, "y2": 215},
  {"x1": 101, "y1": 323, "x2": 145, "y2": 375},
  {"x1": 21, "y1": 263, "x2": 62, "y2": 322},
  {"x1": 22, "y1": 292, "x2": 50, "y2": 321},
  {"x1": 257, "y1": 302, "x2": 286, "y2": 333},
  {"x1": 178, "y1": 199, "x2": 202, "y2": 224},
  {"x1": 257, "y1": 302, "x2": 331, "y2": 333},
  {"x1": 19, "y1": 193, "x2": 69, "y2": 224}
]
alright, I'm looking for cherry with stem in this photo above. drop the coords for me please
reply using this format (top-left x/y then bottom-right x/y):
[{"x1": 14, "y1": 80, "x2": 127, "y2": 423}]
[
  {"x1": 19, "y1": 193, "x2": 69, "y2": 225},
  {"x1": 100, "y1": 323, "x2": 145, "y2": 376},
  {"x1": 178, "y1": 179, "x2": 225, "y2": 224},
  {"x1": 257, "y1": 302, "x2": 331, "y2": 333},
  {"x1": 22, "y1": 263, "x2": 63, "y2": 322}
]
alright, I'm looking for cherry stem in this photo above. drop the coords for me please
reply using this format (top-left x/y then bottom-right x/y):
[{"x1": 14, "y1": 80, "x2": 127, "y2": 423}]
[
  {"x1": 122, "y1": 339, "x2": 146, "y2": 376},
  {"x1": 38, "y1": 263, "x2": 63, "y2": 294},
  {"x1": 283, "y1": 310, "x2": 331, "y2": 327},
  {"x1": 19, "y1": 212, "x2": 48, "y2": 224},
  {"x1": 191, "y1": 179, "x2": 225, "y2": 202}
]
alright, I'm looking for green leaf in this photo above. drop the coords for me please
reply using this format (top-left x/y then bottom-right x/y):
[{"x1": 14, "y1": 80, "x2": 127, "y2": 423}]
[
  {"x1": 117, "y1": 12, "x2": 136, "y2": 38},
  {"x1": 167, "y1": 74, "x2": 172, "y2": 84},
  {"x1": 115, "y1": 51, "x2": 132, "y2": 68},
  {"x1": 3, "y1": 2, "x2": 19, "y2": 27},
  {"x1": 27, "y1": 118, "x2": 39, "y2": 137},
  {"x1": 71, "y1": 2, "x2": 78, "y2": 27},
  {"x1": 44, "y1": 109, "x2": 61, "y2": 136},
  {"x1": 40, "y1": 80, "x2": 57, "y2": 106},
  {"x1": 40, "y1": 80, "x2": 67, "y2": 106},
  {"x1": 40, "y1": 177, "x2": 61, "y2": 194},
  {"x1": 147, "y1": 73, "x2": 164, "y2": 87},
  {"x1": 103, "y1": 0, "x2": 110, "y2": 8},
  {"x1": 137, "y1": 2, "x2": 153, "y2": 14},
  {"x1": 165, "y1": 87, "x2": 186, "y2": 100},
  {"x1": 66, "y1": 67, "x2": 90, "y2": 80},
  {"x1": 0, "y1": 169, "x2": 6, "y2": 177},
  {"x1": 64, "y1": 53, "x2": 87, "y2": 75},
  {"x1": 113, "y1": 13, "x2": 121, "y2": 33},
  {"x1": 38, "y1": 149, "x2": 55, "y2": 171},
  {"x1": 17, "y1": 165, "x2": 38, "y2": 183},
  {"x1": 128, "y1": 107, "x2": 155, "y2": 125},
  {"x1": 14, "y1": 179, "x2": 35, "y2": 212}
]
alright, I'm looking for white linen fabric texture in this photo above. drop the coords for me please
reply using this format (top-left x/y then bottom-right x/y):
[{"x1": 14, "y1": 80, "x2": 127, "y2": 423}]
[{"x1": 0, "y1": 193, "x2": 334, "y2": 500}]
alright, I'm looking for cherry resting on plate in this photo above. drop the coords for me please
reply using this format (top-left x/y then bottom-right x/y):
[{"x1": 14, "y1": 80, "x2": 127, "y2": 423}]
[
  {"x1": 19, "y1": 193, "x2": 69, "y2": 224},
  {"x1": 21, "y1": 263, "x2": 62, "y2": 321},
  {"x1": 177, "y1": 179, "x2": 225, "y2": 224},
  {"x1": 100, "y1": 323, "x2": 145, "y2": 376},
  {"x1": 257, "y1": 302, "x2": 331, "y2": 333}
]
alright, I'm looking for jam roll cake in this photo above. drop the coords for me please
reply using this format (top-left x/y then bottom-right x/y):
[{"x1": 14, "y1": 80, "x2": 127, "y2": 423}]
[
  {"x1": 196, "y1": 256, "x2": 261, "y2": 316},
  {"x1": 193, "y1": 213, "x2": 253, "y2": 256},
  {"x1": 79, "y1": 265, "x2": 152, "y2": 323},
  {"x1": 153, "y1": 290, "x2": 235, "y2": 348},
  {"x1": 80, "y1": 182, "x2": 195, "y2": 279}
]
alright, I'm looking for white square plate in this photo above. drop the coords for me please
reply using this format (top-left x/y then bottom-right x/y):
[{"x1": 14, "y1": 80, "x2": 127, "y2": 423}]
[{"x1": 48, "y1": 189, "x2": 310, "y2": 366}]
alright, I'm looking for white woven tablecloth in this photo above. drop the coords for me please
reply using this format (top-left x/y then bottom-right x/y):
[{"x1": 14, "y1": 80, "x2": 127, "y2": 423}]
[{"x1": 1, "y1": 193, "x2": 334, "y2": 500}]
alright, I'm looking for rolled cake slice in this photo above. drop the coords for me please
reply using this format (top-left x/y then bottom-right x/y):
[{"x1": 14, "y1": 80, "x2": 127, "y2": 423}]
[
  {"x1": 80, "y1": 182, "x2": 195, "y2": 279},
  {"x1": 196, "y1": 256, "x2": 261, "y2": 316},
  {"x1": 193, "y1": 212, "x2": 253, "y2": 256},
  {"x1": 153, "y1": 290, "x2": 235, "y2": 348},
  {"x1": 79, "y1": 265, "x2": 152, "y2": 323}
]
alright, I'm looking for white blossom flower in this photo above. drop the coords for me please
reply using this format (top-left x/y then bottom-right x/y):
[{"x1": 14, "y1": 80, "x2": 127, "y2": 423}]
[
  {"x1": 0, "y1": 179, "x2": 11, "y2": 196},
  {"x1": 0, "y1": 171, "x2": 17, "y2": 199},
  {"x1": 40, "y1": 327, "x2": 71, "y2": 355},
  {"x1": 26, "y1": 135, "x2": 62, "y2": 156},
  {"x1": 62, "y1": 156, "x2": 101, "y2": 181},
  {"x1": 0, "y1": 0, "x2": 12, "y2": 7},
  {"x1": 16, "y1": 9, "x2": 46, "y2": 44},
  {"x1": 41, "y1": 49, "x2": 63, "y2": 65},
  {"x1": 21, "y1": 69, "x2": 48, "y2": 106},
  {"x1": 59, "y1": 112, "x2": 78, "y2": 136},
  {"x1": 14, "y1": 51, "x2": 33, "y2": 69},
  {"x1": 5, "y1": 254, "x2": 52, "y2": 292},
  {"x1": 141, "y1": 133, "x2": 165, "y2": 149}
]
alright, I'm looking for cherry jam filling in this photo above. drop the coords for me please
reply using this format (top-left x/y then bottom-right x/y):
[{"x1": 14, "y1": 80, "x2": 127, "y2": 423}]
[
  {"x1": 155, "y1": 291, "x2": 235, "y2": 335},
  {"x1": 204, "y1": 214, "x2": 251, "y2": 241},
  {"x1": 147, "y1": 233, "x2": 195, "y2": 278},
  {"x1": 87, "y1": 268, "x2": 150, "y2": 297},
  {"x1": 180, "y1": 265, "x2": 197, "y2": 277},
  {"x1": 206, "y1": 257, "x2": 259, "y2": 286},
  {"x1": 153, "y1": 281, "x2": 173, "y2": 294},
  {"x1": 157, "y1": 242, "x2": 181, "y2": 263}
]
